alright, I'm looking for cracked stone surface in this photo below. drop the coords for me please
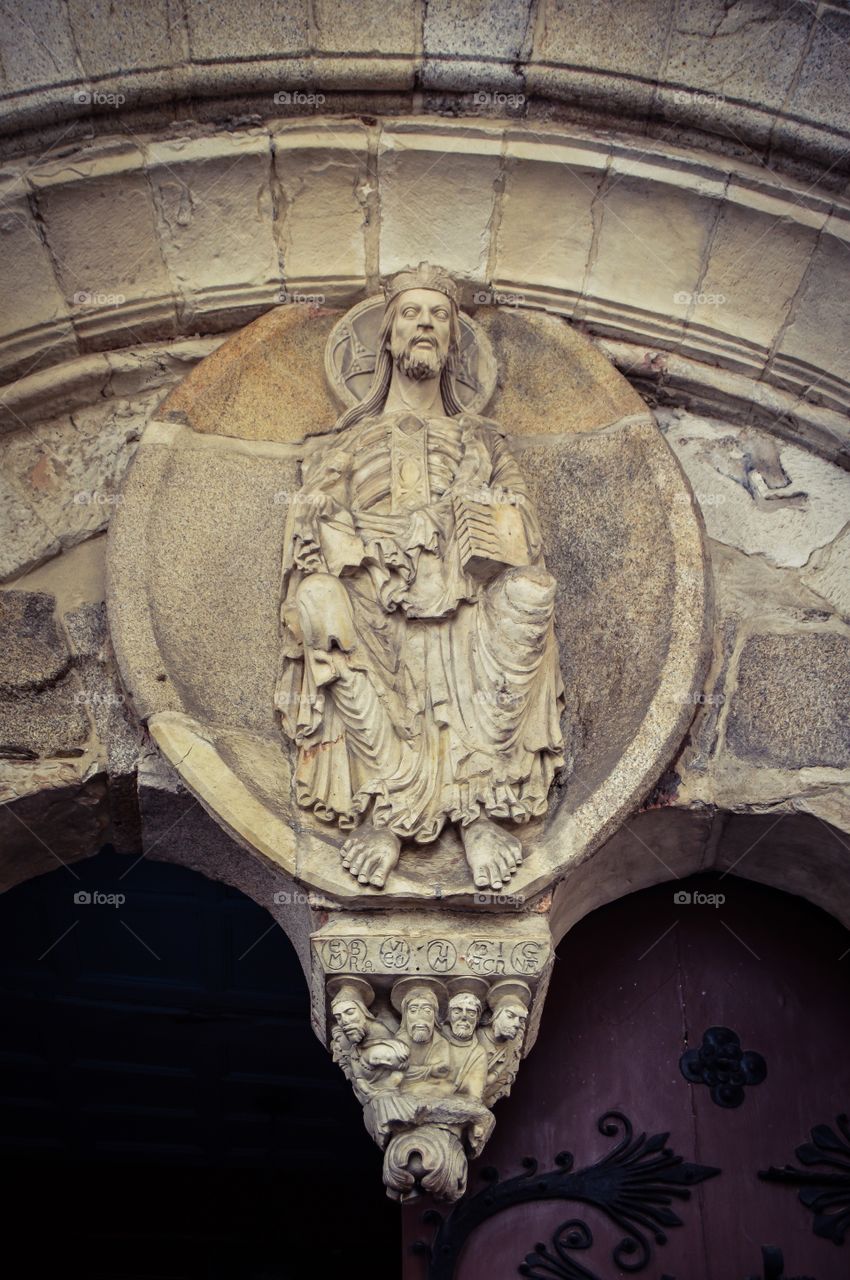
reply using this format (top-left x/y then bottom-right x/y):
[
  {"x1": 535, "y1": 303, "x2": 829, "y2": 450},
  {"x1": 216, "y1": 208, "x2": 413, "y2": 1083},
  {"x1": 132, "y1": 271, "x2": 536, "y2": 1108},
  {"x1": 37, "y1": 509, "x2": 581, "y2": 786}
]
[{"x1": 659, "y1": 409, "x2": 850, "y2": 570}]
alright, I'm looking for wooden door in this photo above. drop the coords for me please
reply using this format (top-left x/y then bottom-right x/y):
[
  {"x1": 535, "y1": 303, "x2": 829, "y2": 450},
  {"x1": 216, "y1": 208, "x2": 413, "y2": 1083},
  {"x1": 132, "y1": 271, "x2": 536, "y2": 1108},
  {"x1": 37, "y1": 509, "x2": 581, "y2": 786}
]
[{"x1": 403, "y1": 874, "x2": 850, "y2": 1280}]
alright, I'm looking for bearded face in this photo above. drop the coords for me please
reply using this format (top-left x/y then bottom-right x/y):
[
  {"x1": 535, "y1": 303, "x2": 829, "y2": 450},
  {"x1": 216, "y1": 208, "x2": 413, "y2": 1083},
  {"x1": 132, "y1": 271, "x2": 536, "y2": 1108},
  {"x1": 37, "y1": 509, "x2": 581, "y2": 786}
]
[
  {"x1": 403, "y1": 994, "x2": 437, "y2": 1043},
  {"x1": 332, "y1": 998, "x2": 368, "y2": 1044},
  {"x1": 389, "y1": 287, "x2": 452, "y2": 382},
  {"x1": 447, "y1": 994, "x2": 481, "y2": 1041},
  {"x1": 491, "y1": 1001, "x2": 528, "y2": 1043}
]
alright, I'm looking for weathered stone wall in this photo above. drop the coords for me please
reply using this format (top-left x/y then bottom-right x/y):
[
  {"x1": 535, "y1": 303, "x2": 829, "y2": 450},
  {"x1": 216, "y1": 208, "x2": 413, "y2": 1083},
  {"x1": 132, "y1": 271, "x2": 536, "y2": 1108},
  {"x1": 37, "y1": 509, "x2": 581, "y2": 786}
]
[
  {"x1": 3, "y1": 0, "x2": 848, "y2": 185},
  {"x1": 662, "y1": 408, "x2": 850, "y2": 831},
  {"x1": 2, "y1": 119, "x2": 849, "y2": 452}
]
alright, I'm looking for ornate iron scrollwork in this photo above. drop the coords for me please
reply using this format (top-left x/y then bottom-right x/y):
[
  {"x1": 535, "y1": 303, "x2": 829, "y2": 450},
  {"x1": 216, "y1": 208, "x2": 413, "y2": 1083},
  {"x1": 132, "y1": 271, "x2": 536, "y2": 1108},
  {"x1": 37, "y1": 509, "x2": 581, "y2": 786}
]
[
  {"x1": 680, "y1": 1026, "x2": 767, "y2": 1108},
  {"x1": 519, "y1": 1219, "x2": 681, "y2": 1279},
  {"x1": 516, "y1": 1236, "x2": 818, "y2": 1280},
  {"x1": 759, "y1": 1112, "x2": 850, "y2": 1246},
  {"x1": 519, "y1": 1219, "x2": 603, "y2": 1280},
  {"x1": 412, "y1": 1111, "x2": 720, "y2": 1279}
]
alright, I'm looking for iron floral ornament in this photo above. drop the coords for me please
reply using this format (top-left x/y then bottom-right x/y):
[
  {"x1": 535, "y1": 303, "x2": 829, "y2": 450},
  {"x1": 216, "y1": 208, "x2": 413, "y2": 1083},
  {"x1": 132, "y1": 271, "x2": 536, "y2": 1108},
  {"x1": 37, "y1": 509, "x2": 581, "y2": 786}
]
[
  {"x1": 760, "y1": 1111, "x2": 850, "y2": 1246},
  {"x1": 680, "y1": 1025, "x2": 767, "y2": 1108},
  {"x1": 413, "y1": 1111, "x2": 720, "y2": 1279}
]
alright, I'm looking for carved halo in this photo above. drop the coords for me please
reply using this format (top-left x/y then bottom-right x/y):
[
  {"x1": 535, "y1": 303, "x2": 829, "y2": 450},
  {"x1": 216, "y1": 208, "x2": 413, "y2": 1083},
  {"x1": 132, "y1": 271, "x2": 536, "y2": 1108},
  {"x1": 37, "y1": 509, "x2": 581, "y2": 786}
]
[
  {"x1": 445, "y1": 977, "x2": 490, "y2": 1004},
  {"x1": 327, "y1": 976, "x2": 377, "y2": 1008},
  {"x1": 486, "y1": 979, "x2": 532, "y2": 1011},
  {"x1": 391, "y1": 975, "x2": 450, "y2": 1017}
]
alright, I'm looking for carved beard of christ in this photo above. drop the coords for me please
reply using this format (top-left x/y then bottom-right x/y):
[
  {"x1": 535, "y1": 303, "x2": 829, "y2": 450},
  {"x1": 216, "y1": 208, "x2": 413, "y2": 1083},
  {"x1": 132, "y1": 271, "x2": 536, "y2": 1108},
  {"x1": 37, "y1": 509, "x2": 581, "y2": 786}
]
[
  {"x1": 394, "y1": 336, "x2": 441, "y2": 382},
  {"x1": 275, "y1": 269, "x2": 565, "y2": 894}
]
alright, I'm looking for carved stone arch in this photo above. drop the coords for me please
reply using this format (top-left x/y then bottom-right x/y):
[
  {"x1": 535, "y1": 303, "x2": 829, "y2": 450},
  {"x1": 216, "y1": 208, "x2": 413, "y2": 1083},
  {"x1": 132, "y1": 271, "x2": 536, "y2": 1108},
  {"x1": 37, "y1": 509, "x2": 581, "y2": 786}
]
[
  {"x1": 0, "y1": 754, "x2": 317, "y2": 984},
  {"x1": 0, "y1": 842, "x2": 405, "y2": 1271},
  {"x1": 550, "y1": 806, "x2": 850, "y2": 945}
]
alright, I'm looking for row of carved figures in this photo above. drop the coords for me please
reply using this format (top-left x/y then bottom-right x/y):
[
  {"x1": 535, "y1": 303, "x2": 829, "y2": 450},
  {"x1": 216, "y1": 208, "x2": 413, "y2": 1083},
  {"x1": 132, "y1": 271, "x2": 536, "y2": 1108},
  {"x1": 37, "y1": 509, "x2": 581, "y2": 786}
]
[{"x1": 328, "y1": 974, "x2": 533, "y2": 1201}]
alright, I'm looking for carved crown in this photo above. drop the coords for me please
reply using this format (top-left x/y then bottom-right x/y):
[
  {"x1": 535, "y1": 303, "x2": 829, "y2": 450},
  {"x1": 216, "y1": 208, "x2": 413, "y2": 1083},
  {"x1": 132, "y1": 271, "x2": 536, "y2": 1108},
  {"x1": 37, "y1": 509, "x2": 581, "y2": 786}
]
[{"x1": 383, "y1": 261, "x2": 460, "y2": 306}]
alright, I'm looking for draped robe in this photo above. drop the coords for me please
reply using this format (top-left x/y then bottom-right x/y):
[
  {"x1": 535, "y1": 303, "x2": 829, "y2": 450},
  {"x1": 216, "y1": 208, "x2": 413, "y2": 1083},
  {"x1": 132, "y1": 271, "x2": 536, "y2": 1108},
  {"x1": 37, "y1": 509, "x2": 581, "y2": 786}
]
[{"x1": 275, "y1": 408, "x2": 565, "y2": 843}]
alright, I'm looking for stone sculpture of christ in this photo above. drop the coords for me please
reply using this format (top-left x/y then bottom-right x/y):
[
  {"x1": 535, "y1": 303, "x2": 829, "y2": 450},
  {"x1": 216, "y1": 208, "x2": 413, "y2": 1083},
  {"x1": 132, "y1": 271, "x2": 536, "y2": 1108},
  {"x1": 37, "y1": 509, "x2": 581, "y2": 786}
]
[{"x1": 276, "y1": 263, "x2": 565, "y2": 891}]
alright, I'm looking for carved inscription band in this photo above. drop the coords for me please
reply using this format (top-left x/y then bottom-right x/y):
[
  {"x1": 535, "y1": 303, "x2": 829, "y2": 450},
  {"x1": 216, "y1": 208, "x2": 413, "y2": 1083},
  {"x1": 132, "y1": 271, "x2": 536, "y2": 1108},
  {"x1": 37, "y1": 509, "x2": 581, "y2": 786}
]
[{"x1": 319, "y1": 935, "x2": 546, "y2": 977}]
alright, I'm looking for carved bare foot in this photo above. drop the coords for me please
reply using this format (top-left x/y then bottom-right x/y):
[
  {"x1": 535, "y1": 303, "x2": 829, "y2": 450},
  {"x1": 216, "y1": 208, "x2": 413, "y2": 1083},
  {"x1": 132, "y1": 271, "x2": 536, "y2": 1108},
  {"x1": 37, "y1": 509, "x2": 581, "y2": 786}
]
[
  {"x1": 461, "y1": 815, "x2": 523, "y2": 891},
  {"x1": 341, "y1": 822, "x2": 401, "y2": 889}
]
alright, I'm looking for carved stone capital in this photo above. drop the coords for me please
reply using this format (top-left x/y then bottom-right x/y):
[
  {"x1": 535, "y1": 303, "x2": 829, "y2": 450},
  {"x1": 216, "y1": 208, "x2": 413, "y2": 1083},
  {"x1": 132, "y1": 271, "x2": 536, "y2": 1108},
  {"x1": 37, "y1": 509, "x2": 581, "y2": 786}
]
[{"x1": 315, "y1": 909, "x2": 551, "y2": 1200}]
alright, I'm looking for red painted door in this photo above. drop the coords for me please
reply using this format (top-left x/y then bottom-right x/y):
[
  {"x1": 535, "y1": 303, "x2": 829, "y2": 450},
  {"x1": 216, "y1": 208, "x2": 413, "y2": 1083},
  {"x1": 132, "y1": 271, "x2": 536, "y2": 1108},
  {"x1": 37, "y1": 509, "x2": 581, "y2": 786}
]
[{"x1": 403, "y1": 874, "x2": 850, "y2": 1279}]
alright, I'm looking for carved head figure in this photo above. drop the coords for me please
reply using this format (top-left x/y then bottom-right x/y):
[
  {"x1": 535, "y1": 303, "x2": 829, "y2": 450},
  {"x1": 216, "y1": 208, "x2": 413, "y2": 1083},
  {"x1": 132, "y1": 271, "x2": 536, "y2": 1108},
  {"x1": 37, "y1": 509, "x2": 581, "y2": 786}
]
[
  {"x1": 328, "y1": 976, "x2": 378, "y2": 1046},
  {"x1": 335, "y1": 263, "x2": 463, "y2": 430},
  {"x1": 486, "y1": 979, "x2": 532, "y2": 1044},
  {"x1": 331, "y1": 995, "x2": 371, "y2": 1044},
  {"x1": 391, "y1": 976, "x2": 448, "y2": 1044},
  {"x1": 447, "y1": 992, "x2": 482, "y2": 1042},
  {"x1": 445, "y1": 976, "x2": 489, "y2": 1042},
  {"x1": 491, "y1": 999, "x2": 528, "y2": 1042},
  {"x1": 389, "y1": 287, "x2": 453, "y2": 383},
  {"x1": 403, "y1": 990, "x2": 439, "y2": 1043}
]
